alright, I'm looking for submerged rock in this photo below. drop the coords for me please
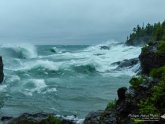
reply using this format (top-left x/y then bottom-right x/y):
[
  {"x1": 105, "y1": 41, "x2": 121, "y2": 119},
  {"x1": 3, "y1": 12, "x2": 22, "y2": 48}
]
[
  {"x1": 50, "y1": 48, "x2": 57, "y2": 53},
  {"x1": 100, "y1": 46, "x2": 110, "y2": 50},
  {"x1": 112, "y1": 58, "x2": 139, "y2": 69},
  {"x1": 119, "y1": 58, "x2": 139, "y2": 68},
  {"x1": 1, "y1": 116, "x2": 13, "y2": 121},
  {"x1": 0, "y1": 56, "x2": 4, "y2": 83}
]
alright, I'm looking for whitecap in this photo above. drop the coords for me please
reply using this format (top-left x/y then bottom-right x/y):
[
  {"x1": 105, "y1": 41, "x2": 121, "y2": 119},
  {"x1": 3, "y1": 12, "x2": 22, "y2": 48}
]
[
  {"x1": 0, "y1": 85, "x2": 7, "y2": 92},
  {"x1": 0, "y1": 43, "x2": 38, "y2": 59},
  {"x1": 42, "y1": 88, "x2": 57, "y2": 94},
  {"x1": 23, "y1": 79, "x2": 47, "y2": 96}
]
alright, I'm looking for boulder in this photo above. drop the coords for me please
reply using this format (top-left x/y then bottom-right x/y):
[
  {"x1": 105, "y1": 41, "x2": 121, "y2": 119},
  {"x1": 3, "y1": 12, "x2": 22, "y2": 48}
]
[{"x1": 117, "y1": 87, "x2": 127, "y2": 103}]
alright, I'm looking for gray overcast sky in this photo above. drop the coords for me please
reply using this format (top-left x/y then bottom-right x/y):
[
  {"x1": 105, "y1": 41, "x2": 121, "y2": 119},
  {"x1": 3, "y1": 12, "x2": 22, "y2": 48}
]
[{"x1": 0, "y1": 0, "x2": 165, "y2": 45}]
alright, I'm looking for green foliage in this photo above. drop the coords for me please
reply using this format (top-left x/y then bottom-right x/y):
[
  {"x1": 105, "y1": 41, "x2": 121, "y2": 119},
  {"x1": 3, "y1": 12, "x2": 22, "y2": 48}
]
[
  {"x1": 138, "y1": 98, "x2": 159, "y2": 114},
  {"x1": 139, "y1": 67, "x2": 165, "y2": 115},
  {"x1": 106, "y1": 100, "x2": 117, "y2": 110},
  {"x1": 129, "y1": 76, "x2": 144, "y2": 89},
  {"x1": 156, "y1": 41, "x2": 165, "y2": 56},
  {"x1": 141, "y1": 44, "x2": 149, "y2": 54},
  {"x1": 150, "y1": 66, "x2": 165, "y2": 79},
  {"x1": 138, "y1": 81, "x2": 165, "y2": 115},
  {"x1": 152, "y1": 22, "x2": 165, "y2": 41},
  {"x1": 126, "y1": 21, "x2": 165, "y2": 45},
  {"x1": 151, "y1": 80, "x2": 165, "y2": 112},
  {"x1": 40, "y1": 115, "x2": 61, "y2": 124}
]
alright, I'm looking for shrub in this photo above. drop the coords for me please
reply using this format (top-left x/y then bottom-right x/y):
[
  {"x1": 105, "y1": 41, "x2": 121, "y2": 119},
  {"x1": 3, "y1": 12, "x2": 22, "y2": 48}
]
[
  {"x1": 138, "y1": 72, "x2": 165, "y2": 115},
  {"x1": 129, "y1": 76, "x2": 144, "y2": 89},
  {"x1": 150, "y1": 66, "x2": 165, "y2": 79},
  {"x1": 151, "y1": 81, "x2": 165, "y2": 112},
  {"x1": 141, "y1": 44, "x2": 149, "y2": 54},
  {"x1": 156, "y1": 41, "x2": 165, "y2": 56},
  {"x1": 106, "y1": 100, "x2": 117, "y2": 110},
  {"x1": 39, "y1": 115, "x2": 61, "y2": 124},
  {"x1": 138, "y1": 98, "x2": 159, "y2": 114}
]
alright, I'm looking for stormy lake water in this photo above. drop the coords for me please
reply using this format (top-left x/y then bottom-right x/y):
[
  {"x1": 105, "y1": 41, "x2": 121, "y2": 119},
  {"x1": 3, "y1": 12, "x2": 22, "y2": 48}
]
[{"x1": 0, "y1": 42, "x2": 141, "y2": 119}]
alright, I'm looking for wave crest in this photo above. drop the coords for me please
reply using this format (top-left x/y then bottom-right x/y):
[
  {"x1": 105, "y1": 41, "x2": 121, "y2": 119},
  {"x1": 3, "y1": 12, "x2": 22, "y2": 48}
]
[{"x1": 0, "y1": 43, "x2": 38, "y2": 59}]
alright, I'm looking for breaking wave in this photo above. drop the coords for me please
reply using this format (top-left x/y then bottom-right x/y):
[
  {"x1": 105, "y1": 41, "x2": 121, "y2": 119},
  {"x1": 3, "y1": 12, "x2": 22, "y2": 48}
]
[
  {"x1": 0, "y1": 41, "x2": 142, "y2": 119},
  {"x1": 3, "y1": 41, "x2": 141, "y2": 76},
  {"x1": 0, "y1": 43, "x2": 38, "y2": 59},
  {"x1": 11, "y1": 60, "x2": 98, "y2": 76}
]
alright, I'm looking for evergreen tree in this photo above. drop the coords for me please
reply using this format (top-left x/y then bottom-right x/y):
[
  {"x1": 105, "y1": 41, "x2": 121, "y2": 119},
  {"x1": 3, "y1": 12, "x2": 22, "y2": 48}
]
[{"x1": 126, "y1": 20, "x2": 165, "y2": 45}]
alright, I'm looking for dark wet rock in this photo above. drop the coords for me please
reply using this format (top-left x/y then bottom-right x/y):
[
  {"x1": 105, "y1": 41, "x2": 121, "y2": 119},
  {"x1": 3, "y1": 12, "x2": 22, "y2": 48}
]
[
  {"x1": 126, "y1": 35, "x2": 151, "y2": 46},
  {"x1": 84, "y1": 110, "x2": 117, "y2": 124},
  {"x1": 126, "y1": 87, "x2": 136, "y2": 97},
  {"x1": 118, "y1": 58, "x2": 139, "y2": 68},
  {"x1": 117, "y1": 87, "x2": 127, "y2": 104},
  {"x1": 1, "y1": 116, "x2": 13, "y2": 121},
  {"x1": 50, "y1": 48, "x2": 57, "y2": 53},
  {"x1": 1, "y1": 113, "x2": 75, "y2": 124},
  {"x1": 112, "y1": 58, "x2": 139, "y2": 69},
  {"x1": 0, "y1": 56, "x2": 4, "y2": 83},
  {"x1": 61, "y1": 119, "x2": 75, "y2": 124},
  {"x1": 100, "y1": 111, "x2": 117, "y2": 124},
  {"x1": 139, "y1": 41, "x2": 165, "y2": 74},
  {"x1": 112, "y1": 61, "x2": 121, "y2": 65},
  {"x1": 11, "y1": 113, "x2": 53, "y2": 122},
  {"x1": 93, "y1": 53, "x2": 104, "y2": 56},
  {"x1": 84, "y1": 110, "x2": 103, "y2": 124},
  {"x1": 100, "y1": 46, "x2": 110, "y2": 50}
]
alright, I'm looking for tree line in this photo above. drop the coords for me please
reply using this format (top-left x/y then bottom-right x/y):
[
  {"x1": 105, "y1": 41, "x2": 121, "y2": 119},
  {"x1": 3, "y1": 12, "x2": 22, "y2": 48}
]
[{"x1": 126, "y1": 21, "x2": 165, "y2": 45}]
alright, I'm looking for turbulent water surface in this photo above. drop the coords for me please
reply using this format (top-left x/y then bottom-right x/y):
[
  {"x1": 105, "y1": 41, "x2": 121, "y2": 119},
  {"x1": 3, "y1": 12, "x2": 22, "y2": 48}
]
[{"x1": 0, "y1": 42, "x2": 141, "y2": 118}]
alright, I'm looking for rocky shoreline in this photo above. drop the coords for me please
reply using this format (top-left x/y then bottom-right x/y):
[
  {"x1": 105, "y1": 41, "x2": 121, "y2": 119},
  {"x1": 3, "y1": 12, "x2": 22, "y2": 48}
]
[
  {"x1": 1, "y1": 41, "x2": 165, "y2": 124},
  {"x1": 84, "y1": 41, "x2": 165, "y2": 124}
]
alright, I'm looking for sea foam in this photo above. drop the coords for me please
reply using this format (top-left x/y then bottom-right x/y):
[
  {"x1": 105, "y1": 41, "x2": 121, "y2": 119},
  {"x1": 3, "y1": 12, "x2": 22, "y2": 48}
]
[{"x1": 0, "y1": 43, "x2": 38, "y2": 59}]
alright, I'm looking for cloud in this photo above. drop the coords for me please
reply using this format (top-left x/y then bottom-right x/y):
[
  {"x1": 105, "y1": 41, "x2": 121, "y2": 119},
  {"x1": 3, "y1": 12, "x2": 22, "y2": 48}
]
[{"x1": 0, "y1": 0, "x2": 164, "y2": 44}]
